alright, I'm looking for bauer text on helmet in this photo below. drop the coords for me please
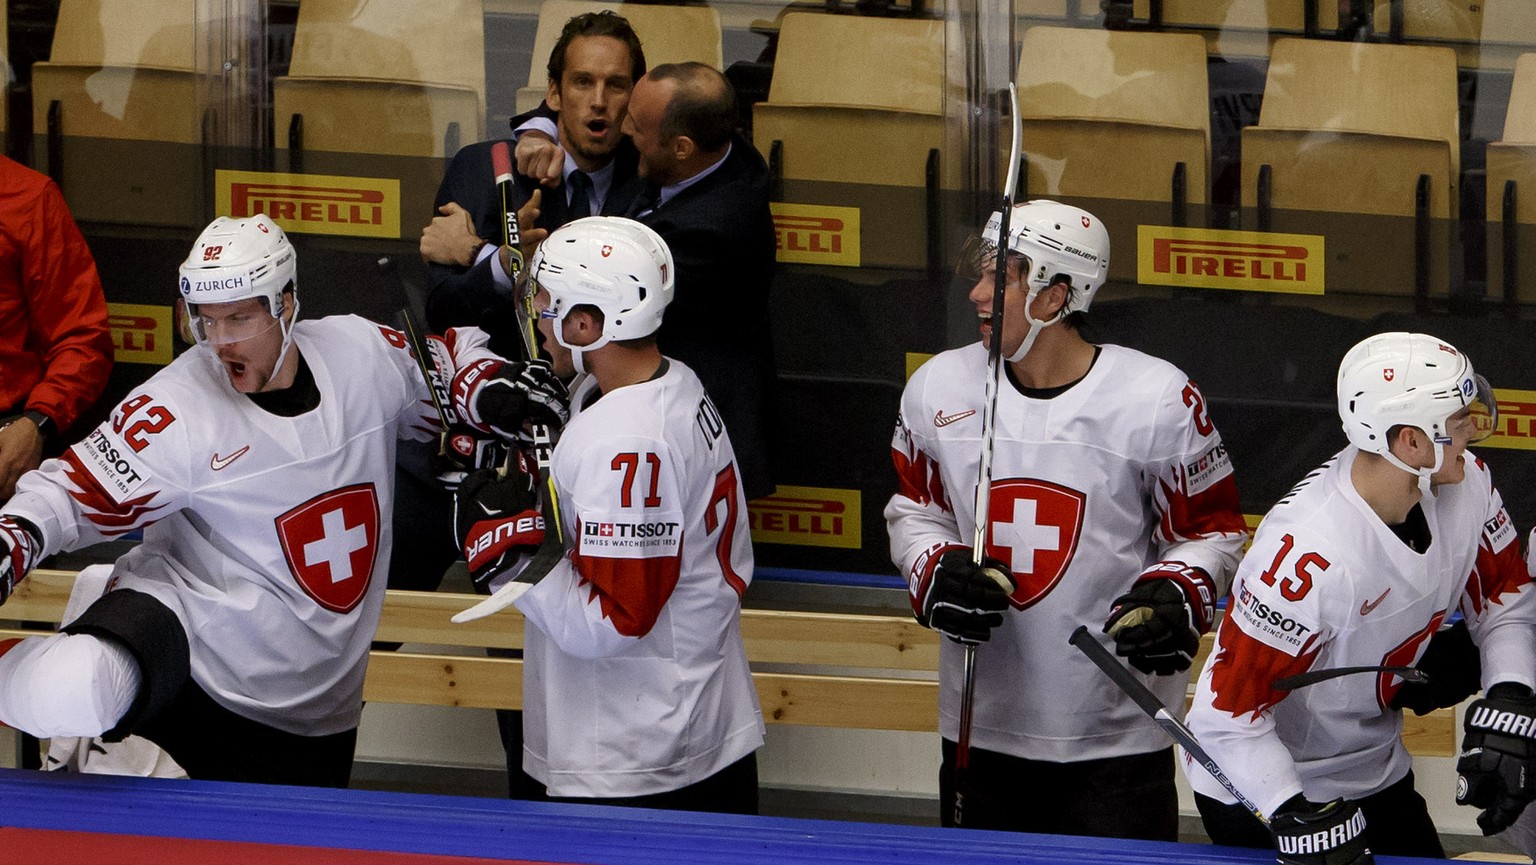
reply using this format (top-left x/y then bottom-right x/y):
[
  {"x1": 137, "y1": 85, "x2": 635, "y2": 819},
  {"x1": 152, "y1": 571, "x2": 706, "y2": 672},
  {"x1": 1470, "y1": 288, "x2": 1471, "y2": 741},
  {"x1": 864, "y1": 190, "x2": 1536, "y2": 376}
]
[{"x1": 957, "y1": 200, "x2": 1110, "y2": 315}]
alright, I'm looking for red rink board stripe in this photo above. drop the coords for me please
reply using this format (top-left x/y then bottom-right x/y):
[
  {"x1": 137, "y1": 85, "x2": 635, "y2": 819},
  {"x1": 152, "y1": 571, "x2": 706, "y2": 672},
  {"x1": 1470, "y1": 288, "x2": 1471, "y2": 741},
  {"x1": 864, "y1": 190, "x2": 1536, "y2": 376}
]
[{"x1": 1, "y1": 827, "x2": 577, "y2": 865}]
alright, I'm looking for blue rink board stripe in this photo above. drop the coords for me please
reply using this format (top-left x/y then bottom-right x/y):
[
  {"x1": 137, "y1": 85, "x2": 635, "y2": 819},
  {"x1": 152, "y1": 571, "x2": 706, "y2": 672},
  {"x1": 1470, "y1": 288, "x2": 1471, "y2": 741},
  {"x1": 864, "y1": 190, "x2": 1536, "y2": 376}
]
[
  {"x1": 755, "y1": 567, "x2": 905, "y2": 590},
  {"x1": 0, "y1": 769, "x2": 1440, "y2": 865}
]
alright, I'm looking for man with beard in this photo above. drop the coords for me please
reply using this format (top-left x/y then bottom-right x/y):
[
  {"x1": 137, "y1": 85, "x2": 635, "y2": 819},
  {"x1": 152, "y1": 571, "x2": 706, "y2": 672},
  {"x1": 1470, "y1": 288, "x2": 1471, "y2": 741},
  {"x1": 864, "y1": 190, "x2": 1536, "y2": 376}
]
[{"x1": 422, "y1": 11, "x2": 644, "y2": 336}]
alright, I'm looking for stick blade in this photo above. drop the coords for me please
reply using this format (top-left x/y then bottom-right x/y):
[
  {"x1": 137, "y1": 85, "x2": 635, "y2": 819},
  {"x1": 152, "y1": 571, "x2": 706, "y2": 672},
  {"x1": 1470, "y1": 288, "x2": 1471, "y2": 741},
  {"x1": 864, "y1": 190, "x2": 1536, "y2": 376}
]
[{"x1": 451, "y1": 579, "x2": 532, "y2": 624}]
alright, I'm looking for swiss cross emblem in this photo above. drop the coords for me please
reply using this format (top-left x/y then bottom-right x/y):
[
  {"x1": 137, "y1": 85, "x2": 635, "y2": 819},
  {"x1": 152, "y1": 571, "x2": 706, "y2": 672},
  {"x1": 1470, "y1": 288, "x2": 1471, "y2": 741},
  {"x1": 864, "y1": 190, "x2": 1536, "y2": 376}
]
[
  {"x1": 983, "y1": 478, "x2": 1087, "y2": 610},
  {"x1": 1383, "y1": 368, "x2": 1396, "y2": 381},
  {"x1": 601, "y1": 244, "x2": 613, "y2": 258},
  {"x1": 1081, "y1": 216, "x2": 1091, "y2": 228},
  {"x1": 600, "y1": 523, "x2": 614, "y2": 537},
  {"x1": 275, "y1": 483, "x2": 381, "y2": 614}
]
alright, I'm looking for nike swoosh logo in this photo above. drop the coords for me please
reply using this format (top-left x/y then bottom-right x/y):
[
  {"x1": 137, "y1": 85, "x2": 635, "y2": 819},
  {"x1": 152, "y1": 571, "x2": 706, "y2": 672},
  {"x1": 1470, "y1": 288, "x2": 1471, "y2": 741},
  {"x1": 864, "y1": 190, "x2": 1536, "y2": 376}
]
[
  {"x1": 210, "y1": 446, "x2": 250, "y2": 471},
  {"x1": 934, "y1": 409, "x2": 976, "y2": 428},
  {"x1": 1360, "y1": 587, "x2": 1391, "y2": 616}
]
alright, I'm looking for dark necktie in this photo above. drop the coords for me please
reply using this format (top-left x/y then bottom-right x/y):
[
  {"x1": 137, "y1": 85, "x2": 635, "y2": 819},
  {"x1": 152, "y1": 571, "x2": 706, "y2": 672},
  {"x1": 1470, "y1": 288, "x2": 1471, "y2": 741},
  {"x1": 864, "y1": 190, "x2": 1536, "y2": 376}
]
[
  {"x1": 626, "y1": 183, "x2": 660, "y2": 218},
  {"x1": 567, "y1": 170, "x2": 592, "y2": 220}
]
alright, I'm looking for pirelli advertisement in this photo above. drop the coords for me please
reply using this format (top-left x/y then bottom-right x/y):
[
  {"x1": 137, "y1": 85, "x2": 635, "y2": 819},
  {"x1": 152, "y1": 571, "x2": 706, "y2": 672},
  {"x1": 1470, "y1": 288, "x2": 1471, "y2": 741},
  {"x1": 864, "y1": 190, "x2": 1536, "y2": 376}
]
[
  {"x1": 1137, "y1": 225, "x2": 1325, "y2": 294},
  {"x1": 65, "y1": 177, "x2": 1536, "y2": 577},
  {"x1": 216, "y1": 170, "x2": 402, "y2": 239}
]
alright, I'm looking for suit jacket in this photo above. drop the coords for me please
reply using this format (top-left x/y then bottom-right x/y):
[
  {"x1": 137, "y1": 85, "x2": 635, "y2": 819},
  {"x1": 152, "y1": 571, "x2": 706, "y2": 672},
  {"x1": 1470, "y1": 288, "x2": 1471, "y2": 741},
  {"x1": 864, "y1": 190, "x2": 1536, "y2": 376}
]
[
  {"x1": 424, "y1": 137, "x2": 641, "y2": 353},
  {"x1": 639, "y1": 134, "x2": 778, "y2": 500}
]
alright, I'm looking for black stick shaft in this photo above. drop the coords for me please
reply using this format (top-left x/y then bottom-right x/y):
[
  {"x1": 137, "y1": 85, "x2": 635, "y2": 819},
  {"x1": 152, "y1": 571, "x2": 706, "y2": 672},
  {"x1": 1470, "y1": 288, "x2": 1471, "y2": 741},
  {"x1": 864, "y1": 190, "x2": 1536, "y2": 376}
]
[{"x1": 1069, "y1": 625, "x2": 1267, "y2": 823}]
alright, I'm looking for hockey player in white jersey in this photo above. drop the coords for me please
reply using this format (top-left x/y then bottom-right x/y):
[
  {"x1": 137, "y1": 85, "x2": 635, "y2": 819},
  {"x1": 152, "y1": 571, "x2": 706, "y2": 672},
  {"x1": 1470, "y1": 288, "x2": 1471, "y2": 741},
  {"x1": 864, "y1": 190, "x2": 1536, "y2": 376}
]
[
  {"x1": 0, "y1": 213, "x2": 509, "y2": 786},
  {"x1": 453, "y1": 216, "x2": 764, "y2": 812},
  {"x1": 1185, "y1": 332, "x2": 1536, "y2": 863},
  {"x1": 885, "y1": 200, "x2": 1248, "y2": 837}
]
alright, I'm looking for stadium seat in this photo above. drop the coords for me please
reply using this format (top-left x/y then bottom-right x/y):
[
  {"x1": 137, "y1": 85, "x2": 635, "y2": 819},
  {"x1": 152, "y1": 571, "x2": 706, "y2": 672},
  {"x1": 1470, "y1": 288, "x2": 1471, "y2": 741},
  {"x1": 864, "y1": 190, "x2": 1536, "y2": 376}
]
[
  {"x1": 29, "y1": 0, "x2": 203, "y2": 225},
  {"x1": 273, "y1": 0, "x2": 486, "y2": 158},
  {"x1": 1240, "y1": 38, "x2": 1460, "y2": 305},
  {"x1": 514, "y1": 0, "x2": 722, "y2": 115},
  {"x1": 1373, "y1": 0, "x2": 1536, "y2": 69},
  {"x1": 751, "y1": 11, "x2": 948, "y2": 270},
  {"x1": 1133, "y1": 0, "x2": 1341, "y2": 56},
  {"x1": 1015, "y1": 25, "x2": 1210, "y2": 285},
  {"x1": 1486, "y1": 53, "x2": 1536, "y2": 307}
]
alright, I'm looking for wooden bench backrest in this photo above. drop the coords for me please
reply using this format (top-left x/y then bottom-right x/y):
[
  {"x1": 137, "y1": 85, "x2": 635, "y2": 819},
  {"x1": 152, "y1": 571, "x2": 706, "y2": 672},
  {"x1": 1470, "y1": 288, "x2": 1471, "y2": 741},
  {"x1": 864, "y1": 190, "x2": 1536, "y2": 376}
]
[{"x1": 0, "y1": 570, "x2": 1454, "y2": 752}]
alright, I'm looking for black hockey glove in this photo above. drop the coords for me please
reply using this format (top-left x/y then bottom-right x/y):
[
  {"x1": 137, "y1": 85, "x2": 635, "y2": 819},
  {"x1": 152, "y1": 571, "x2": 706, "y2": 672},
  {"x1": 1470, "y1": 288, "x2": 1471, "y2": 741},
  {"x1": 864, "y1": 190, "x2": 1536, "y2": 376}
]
[
  {"x1": 918, "y1": 549, "x2": 1015, "y2": 645},
  {"x1": 1389, "y1": 619, "x2": 1480, "y2": 716},
  {"x1": 454, "y1": 358, "x2": 569, "y2": 439},
  {"x1": 1269, "y1": 795, "x2": 1373, "y2": 865},
  {"x1": 453, "y1": 465, "x2": 545, "y2": 592},
  {"x1": 1102, "y1": 563, "x2": 1216, "y2": 676},
  {"x1": 1457, "y1": 682, "x2": 1536, "y2": 835},
  {"x1": 0, "y1": 515, "x2": 42, "y2": 606}
]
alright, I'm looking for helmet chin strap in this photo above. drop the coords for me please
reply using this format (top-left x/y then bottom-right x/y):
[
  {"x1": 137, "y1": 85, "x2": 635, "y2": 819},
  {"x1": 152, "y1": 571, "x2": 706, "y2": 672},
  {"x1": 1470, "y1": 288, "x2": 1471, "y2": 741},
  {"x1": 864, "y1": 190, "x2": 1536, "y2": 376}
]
[
  {"x1": 1382, "y1": 438, "x2": 1445, "y2": 498},
  {"x1": 1003, "y1": 285, "x2": 1067, "y2": 364},
  {"x1": 555, "y1": 319, "x2": 609, "y2": 376},
  {"x1": 264, "y1": 297, "x2": 301, "y2": 391}
]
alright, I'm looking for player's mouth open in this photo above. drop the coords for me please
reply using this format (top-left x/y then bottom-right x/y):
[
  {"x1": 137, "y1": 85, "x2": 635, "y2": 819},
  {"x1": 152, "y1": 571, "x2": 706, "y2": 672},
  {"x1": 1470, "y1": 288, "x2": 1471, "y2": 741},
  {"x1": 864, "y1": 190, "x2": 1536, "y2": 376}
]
[{"x1": 588, "y1": 120, "x2": 609, "y2": 134}]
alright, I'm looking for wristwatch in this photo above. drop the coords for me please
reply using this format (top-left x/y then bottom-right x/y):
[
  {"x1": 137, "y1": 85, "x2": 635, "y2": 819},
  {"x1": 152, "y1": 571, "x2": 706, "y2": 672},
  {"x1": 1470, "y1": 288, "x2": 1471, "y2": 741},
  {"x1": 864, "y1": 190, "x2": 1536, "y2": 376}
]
[{"x1": 19, "y1": 410, "x2": 54, "y2": 442}]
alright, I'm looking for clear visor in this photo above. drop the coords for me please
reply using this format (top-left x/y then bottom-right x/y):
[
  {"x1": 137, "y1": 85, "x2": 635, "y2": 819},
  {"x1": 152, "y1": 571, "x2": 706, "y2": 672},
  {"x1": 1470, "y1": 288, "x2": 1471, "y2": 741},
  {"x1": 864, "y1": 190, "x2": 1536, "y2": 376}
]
[
  {"x1": 956, "y1": 233, "x2": 1030, "y2": 282},
  {"x1": 1464, "y1": 373, "x2": 1499, "y2": 445},
  {"x1": 187, "y1": 300, "x2": 280, "y2": 345}
]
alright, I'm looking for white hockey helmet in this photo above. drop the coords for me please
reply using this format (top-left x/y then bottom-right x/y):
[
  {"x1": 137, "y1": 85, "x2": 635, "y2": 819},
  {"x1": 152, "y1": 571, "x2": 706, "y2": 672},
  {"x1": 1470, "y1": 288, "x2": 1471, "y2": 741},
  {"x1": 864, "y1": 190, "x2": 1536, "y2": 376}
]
[
  {"x1": 960, "y1": 199, "x2": 1111, "y2": 315},
  {"x1": 527, "y1": 216, "x2": 674, "y2": 368},
  {"x1": 1337, "y1": 332, "x2": 1496, "y2": 485},
  {"x1": 178, "y1": 214, "x2": 298, "y2": 344}
]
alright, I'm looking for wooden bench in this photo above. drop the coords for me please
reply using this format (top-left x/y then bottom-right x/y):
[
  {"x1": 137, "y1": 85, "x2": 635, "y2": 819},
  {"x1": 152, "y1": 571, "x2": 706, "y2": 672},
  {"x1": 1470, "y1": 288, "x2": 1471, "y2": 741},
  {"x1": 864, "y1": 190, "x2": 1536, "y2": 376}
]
[{"x1": 0, "y1": 569, "x2": 1455, "y2": 754}]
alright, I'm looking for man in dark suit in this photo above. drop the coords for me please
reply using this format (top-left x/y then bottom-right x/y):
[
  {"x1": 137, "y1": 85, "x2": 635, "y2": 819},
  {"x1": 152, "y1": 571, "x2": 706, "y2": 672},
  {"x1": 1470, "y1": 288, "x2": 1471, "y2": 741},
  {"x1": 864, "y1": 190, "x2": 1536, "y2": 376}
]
[
  {"x1": 421, "y1": 11, "x2": 645, "y2": 343},
  {"x1": 621, "y1": 62, "x2": 777, "y2": 501},
  {"x1": 513, "y1": 62, "x2": 778, "y2": 500}
]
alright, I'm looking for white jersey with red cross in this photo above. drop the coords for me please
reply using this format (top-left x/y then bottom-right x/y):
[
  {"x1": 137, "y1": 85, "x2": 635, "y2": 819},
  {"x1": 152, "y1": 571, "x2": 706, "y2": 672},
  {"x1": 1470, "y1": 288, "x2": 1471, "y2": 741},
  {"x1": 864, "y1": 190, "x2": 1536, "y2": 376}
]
[
  {"x1": 4, "y1": 315, "x2": 452, "y2": 735},
  {"x1": 885, "y1": 342, "x2": 1248, "y2": 762},
  {"x1": 515, "y1": 358, "x2": 765, "y2": 798},
  {"x1": 1186, "y1": 447, "x2": 1536, "y2": 817}
]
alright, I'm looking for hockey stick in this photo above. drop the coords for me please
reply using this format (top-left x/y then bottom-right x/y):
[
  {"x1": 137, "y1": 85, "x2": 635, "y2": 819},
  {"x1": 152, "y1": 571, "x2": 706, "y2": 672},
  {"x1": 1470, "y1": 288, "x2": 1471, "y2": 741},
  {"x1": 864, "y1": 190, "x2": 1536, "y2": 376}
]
[
  {"x1": 1068, "y1": 625, "x2": 1268, "y2": 824},
  {"x1": 451, "y1": 141, "x2": 567, "y2": 625},
  {"x1": 394, "y1": 307, "x2": 456, "y2": 457},
  {"x1": 953, "y1": 82, "x2": 1024, "y2": 829},
  {"x1": 1274, "y1": 665, "x2": 1426, "y2": 691}
]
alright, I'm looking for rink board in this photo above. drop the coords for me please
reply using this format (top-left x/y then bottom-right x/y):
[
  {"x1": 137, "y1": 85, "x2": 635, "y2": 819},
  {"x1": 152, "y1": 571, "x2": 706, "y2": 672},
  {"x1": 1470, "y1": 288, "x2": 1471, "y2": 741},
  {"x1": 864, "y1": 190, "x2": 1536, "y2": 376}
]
[{"x1": 0, "y1": 767, "x2": 1463, "y2": 865}]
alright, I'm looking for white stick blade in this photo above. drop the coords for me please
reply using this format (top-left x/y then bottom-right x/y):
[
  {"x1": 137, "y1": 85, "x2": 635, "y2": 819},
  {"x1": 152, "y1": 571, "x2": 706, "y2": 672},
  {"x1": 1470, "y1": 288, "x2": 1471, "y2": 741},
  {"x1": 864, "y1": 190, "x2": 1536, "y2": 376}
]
[{"x1": 450, "y1": 580, "x2": 532, "y2": 624}]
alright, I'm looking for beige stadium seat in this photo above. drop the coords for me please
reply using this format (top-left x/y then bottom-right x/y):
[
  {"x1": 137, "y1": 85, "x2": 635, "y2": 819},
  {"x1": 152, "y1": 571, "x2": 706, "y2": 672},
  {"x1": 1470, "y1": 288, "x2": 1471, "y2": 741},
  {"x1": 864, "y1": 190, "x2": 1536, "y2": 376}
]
[
  {"x1": 1133, "y1": 0, "x2": 1341, "y2": 56},
  {"x1": 1373, "y1": 0, "x2": 1536, "y2": 70},
  {"x1": 273, "y1": 0, "x2": 486, "y2": 158},
  {"x1": 514, "y1": 0, "x2": 722, "y2": 115},
  {"x1": 1016, "y1": 26, "x2": 1210, "y2": 284},
  {"x1": 1486, "y1": 53, "x2": 1536, "y2": 307},
  {"x1": 1240, "y1": 38, "x2": 1460, "y2": 302},
  {"x1": 750, "y1": 11, "x2": 946, "y2": 270},
  {"x1": 29, "y1": 0, "x2": 204, "y2": 225}
]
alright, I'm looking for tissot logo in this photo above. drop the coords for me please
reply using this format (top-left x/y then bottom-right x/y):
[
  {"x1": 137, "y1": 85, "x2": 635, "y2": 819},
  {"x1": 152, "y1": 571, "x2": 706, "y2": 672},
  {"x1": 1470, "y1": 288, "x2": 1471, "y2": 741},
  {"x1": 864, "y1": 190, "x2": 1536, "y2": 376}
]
[
  {"x1": 1137, "y1": 226, "x2": 1325, "y2": 295},
  {"x1": 217, "y1": 170, "x2": 401, "y2": 239}
]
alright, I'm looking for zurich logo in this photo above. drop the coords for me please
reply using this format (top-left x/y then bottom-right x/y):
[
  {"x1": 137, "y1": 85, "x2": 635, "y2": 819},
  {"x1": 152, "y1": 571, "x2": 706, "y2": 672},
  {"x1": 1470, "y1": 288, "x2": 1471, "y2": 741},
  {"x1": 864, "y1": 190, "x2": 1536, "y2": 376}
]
[
  {"x1": 1461, "y1": 378, "x2": 1475, "y2": 397},
  {"x1": 179, "y1": 276, "x2": 191, "y2": 295}
]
